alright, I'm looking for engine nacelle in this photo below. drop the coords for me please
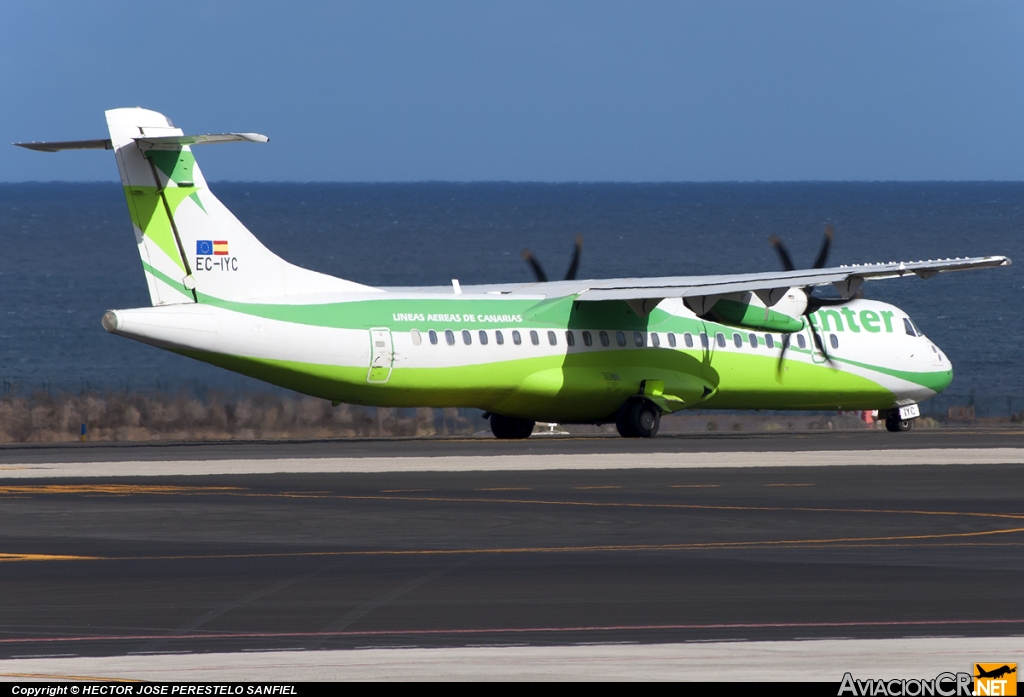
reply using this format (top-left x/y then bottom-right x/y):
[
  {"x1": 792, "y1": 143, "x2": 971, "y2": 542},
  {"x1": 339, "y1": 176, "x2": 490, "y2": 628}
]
[{"x1": 685, "y1": 288, "x2": 807, "y2": 332}]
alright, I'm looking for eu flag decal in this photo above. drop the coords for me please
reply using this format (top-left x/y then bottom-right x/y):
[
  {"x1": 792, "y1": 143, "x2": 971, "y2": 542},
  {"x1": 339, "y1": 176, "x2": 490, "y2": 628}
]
[{"x1": 196, "y1": 240, "x2": 213, "y2": 255}]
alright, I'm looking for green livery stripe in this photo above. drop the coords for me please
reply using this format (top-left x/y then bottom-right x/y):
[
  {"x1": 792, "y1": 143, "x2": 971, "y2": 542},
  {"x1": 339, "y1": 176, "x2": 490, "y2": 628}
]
[
  {"x1": 142, "y1": 261, "x2": 193, "y2": 300},
  {"x1": 186, "y1": 292, "x2": 945, "y2": 395},
  {"x1": 171, "y1": 336, "x2": 903, "y2": 422},
  {"x1": 123, "y1": 186, "x2": 198, "y2": 273},
  {"x1": 829, "y1": 355, "x2": 952, "y2": 392}
]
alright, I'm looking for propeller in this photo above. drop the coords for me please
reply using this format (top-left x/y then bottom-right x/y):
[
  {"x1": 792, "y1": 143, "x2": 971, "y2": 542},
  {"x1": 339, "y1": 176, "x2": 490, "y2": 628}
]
[
  {"x1": 770, "y1": 225, "x2": 846, "y2": 377},
  {"x1": 522, "y1": 234, "x2": 583, "y2": 283}
]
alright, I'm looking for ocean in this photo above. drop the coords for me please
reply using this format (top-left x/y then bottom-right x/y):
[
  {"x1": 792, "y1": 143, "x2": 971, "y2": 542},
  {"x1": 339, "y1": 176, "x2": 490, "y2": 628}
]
[{"x1": 1, "y1": 182, "x2": 1021, "y2": 415}]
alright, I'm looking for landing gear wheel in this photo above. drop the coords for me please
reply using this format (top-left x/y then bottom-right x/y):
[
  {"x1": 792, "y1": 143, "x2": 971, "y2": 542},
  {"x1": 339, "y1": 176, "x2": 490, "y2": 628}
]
[
  {"x1": 615, "y1": 399, "x2": 661, "y2": 438},
  {"x1": 489, "y1": 414, "x2": 536, "y2": 439},
  {"x1": 885, "y1": 411, "x2": 913, "y2": 432}
]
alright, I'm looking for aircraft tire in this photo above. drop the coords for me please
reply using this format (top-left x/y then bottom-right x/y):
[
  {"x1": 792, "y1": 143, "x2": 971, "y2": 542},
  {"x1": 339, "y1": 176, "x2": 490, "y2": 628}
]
[
  {"x1": 616, "y1": 399, "x2": 661, "y2": 438},
  {"x1": 490, "y1": 414, "x2": 536, "y2": 439},
  {"x1": 884, "y1": 411, "x2": 913, "y2": 432}
]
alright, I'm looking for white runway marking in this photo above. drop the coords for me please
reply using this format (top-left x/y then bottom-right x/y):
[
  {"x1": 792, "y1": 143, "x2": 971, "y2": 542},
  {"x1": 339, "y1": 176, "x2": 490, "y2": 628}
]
[
  {"x1": 0, "y1": 448, "x2": 1023, "y2": 479},
  {"x1": 1, "y1": 637, "x2": 1021, "y2": 681}
]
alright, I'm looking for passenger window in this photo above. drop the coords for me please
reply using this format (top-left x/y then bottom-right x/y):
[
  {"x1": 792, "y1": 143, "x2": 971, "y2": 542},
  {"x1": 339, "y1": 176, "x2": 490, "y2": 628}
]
[
  {"x1": 716, "y1": 333, "x2": 726, "y2": 348},
  {"x1": 748, "y1": 333, "x2": 758, "y2": 348},
  {"x1": 429, "y1": 329, "x2": 438, "y2": 345},
  {"x1": 667, "y1": 333, "x2": 676, "y2": 347},
  {"x1": 495, "y1": 330, "x2": 504, "y2": 345},
  {"x1": 462, "y1": 330, "x2": 472, "y2": 345},
  {"x1": 903, "y1": 318, "x2": 917, "y2": 337},
  {"x1": 411, "y1": 329, "x2": 422, "y2": 346},
  {"x1": 616, "y1": 331, "x2": 627, "y2": 347},
  {"x1": 445, "y1": 329, "x2": 455, "y2": 346},
  {"x1": 796, "y1": 335, "x2": 806, "y2": 349},
  {"x1": 599, "y1": 331, "x2": 610, "y2": 347},
  {"x1": 582, "y1": 331, "x2": 593, "y2": 347},
  {"x1": 548, "y1": 330, "x2": 557, "y2": 346},
  {"x1": 633, "y1": 331, "x2": 644, "y2": 347},
  {"x1": 733, "y1": 333, "x2": 742, "y2": 348},
  {"x1": 513, "y1": 330, "x2": 522, "y2": 345},
  {"x1": 651, "y1": 333, "x2": 660, "y2": 348},
  {"x1": 479, "y1": 330, "x2": 488, "y2": 345},
  {"x1": 565, "y1": 331, "x2": 575, "y2": 347},
  {"x1": 530, "y1": 330, "x2": 540, "y2": 345},
  {"x1": 830, "y1": 334, "x2": 839, "y2": 350},
  {"x1": 700, "y1": 332, "x2": 709, "y2": 348},
  {"x1": 765, "y1": 334, "x2": 774, "y2": 349},
  {"x1": 684, "y1": 333, "x2": 694, "y2": 348}
]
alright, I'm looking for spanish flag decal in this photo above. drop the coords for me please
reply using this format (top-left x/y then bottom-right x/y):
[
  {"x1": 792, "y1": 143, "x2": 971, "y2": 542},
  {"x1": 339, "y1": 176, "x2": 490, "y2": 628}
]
[{"x1": 213, "y1": 240, "x2": 229, "y2": 256}]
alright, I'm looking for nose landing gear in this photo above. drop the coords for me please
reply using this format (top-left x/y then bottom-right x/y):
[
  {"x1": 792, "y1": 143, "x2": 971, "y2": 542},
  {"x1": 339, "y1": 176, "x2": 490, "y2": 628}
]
[
  {"x1": 885, "y1": 413, "x2": 913, "y2": 432},
  {"x1": 884, "y1": 404, "x2": 920, "y2": 432}
]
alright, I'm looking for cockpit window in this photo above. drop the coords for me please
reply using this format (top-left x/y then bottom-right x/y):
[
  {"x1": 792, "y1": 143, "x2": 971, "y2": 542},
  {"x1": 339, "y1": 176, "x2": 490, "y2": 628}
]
[{"x1": 903, "y1": 317, "x2": 917, "y2": 337}]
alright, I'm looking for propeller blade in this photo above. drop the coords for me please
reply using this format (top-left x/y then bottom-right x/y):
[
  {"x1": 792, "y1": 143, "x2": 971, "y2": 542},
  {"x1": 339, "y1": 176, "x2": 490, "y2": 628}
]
[
  {"x1": 521, "y1": 249, "x2": 548, "y2": 283},
  {"x1": 563, "y1": 234, "x2": 583, "y2": 281},
  {"x1": 768, "y1": 235, "x2": 796, "y2": 272},
  {"x1": 776, "y1": 333, "x2": 791, "y2": 379},
  {"x1": 812, "y1": 224, "x2": 834, "y2": 269},
  {"x1": 807, "y1": 322, "x2": 835, "y2": 367}
]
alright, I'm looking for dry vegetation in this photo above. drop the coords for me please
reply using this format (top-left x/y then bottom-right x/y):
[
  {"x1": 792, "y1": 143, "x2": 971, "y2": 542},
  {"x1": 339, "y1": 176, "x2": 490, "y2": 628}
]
[
  {"x1": 0, "y1": 391, "x2": 1019, "y2": 444},
  {"x1": 0, "y1": 391, "x2": 477, "y2": 443}
]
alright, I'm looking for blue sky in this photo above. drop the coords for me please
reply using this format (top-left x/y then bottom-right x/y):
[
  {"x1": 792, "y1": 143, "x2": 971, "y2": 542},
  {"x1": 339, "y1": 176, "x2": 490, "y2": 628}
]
[{"x1": 3, "y1": 1, "x2": 1023, "y2": 182}]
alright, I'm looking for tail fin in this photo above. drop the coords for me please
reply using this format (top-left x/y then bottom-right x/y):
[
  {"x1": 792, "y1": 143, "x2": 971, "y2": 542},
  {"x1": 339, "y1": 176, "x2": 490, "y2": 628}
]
[{"x1": 104, "y1": 108, "x2": 373, "y2": 306}]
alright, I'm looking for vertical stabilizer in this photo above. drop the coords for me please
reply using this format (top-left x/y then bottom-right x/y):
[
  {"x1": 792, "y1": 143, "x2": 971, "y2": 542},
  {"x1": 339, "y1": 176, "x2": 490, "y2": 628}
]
[{"x1": 105, "y1": 108, "x2": 375, "y2": 306}]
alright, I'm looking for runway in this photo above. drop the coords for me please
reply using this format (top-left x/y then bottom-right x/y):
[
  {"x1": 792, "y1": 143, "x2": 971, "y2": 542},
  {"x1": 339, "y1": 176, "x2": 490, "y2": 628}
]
[{"x1": 1, "y1": 432, "x2": 1022, "y2": 679}]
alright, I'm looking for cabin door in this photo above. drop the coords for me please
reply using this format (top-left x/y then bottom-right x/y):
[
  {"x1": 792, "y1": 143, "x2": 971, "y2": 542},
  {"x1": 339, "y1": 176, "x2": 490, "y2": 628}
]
[
  {"x1": 807, "y1": 327, "x2": 829, "y2": 364},
  {"x1": 367, "y1": 328, "x2": 394, "y2": 383}
]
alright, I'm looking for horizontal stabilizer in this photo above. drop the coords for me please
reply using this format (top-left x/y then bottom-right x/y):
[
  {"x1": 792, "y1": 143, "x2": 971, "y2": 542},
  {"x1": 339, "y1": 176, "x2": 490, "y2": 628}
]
[
  {"x1": 14, "y1": 139, "x2": 112, "y2": 152},
  {"x1": 135, "y1": 133, "x2": 269, "y2": 150}
]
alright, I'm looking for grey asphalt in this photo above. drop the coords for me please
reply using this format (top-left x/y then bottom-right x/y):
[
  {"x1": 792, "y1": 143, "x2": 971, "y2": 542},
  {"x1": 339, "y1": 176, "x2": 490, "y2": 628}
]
[
  {"x1": 1, "y1": 428, "x2": 1022, "y2": 463},
  {"x1": 0, "y1": 435, "x2": 1022, "y2": 659}
]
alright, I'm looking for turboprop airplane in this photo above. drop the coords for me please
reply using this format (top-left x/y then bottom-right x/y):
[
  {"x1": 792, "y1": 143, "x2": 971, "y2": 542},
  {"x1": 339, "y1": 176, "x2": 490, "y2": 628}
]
[{"x1": 16, "y1": 108, "x2": 1012, "y2": 438}]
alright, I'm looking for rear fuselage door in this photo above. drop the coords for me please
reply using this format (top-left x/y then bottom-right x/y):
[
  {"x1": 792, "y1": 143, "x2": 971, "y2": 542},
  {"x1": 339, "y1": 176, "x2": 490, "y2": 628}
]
[{"x1": 367, "y1": 328, "x2": 394, "y2": 383}]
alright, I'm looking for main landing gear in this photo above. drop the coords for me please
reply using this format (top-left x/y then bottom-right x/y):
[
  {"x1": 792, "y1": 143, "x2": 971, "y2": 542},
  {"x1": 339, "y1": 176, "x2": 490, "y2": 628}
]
[
  {"x1": 616, "y1": 398, "x2": 661, "y2": 438},
  {"x1": 489, "y1": 413, "x2": 536, "y2": 440}
]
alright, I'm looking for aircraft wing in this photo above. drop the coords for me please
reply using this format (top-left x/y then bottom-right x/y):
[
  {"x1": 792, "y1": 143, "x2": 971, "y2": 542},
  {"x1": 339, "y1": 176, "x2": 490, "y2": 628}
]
[
  {"x1": 469, "y1": 255, "x2": 1011, "y2": 306},
  {"x1": 573, "y1": 256, "x2": 1011, "y2": 301}
]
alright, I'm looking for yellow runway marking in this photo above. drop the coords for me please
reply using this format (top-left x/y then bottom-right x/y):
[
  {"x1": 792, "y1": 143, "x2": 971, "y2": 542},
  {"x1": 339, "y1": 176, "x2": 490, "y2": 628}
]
[
  {"x1": 0, "y1": 484, "x2": 244, "y2": 496},
  {"x1": 0, "y1": 673, "x2": 139, "y2": 682},
  {"x1": 3, "y1": 525, "x2": 1024, "y2": 564},
  {"x1": 764, "y1": 483, "x2": 816, "y2": 487},
  {"x1": 318, "y1": 492, "x2": 1024, "y2": 523},
  {"x1": 381, "y1": 488, "x2": 433, "y2": 493},
  {"x1": 476, "y1": 487, "x2": 533, "y2": 491},
  {"x1": 574, "y1": 485, "x2": 622, "y2": 490},
  {"x1": 0, "y1": 553, "x2": 99, "y2": 562}
]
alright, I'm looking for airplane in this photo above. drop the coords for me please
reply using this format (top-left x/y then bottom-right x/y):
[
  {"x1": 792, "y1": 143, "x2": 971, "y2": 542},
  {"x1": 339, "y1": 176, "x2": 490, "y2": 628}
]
[
  {"x1": 15, "y1": 108, "x2": 1012, "y2": 439},
  {"x1": 975, "y1": 665, "x2": 1016, "y2": 680}
]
